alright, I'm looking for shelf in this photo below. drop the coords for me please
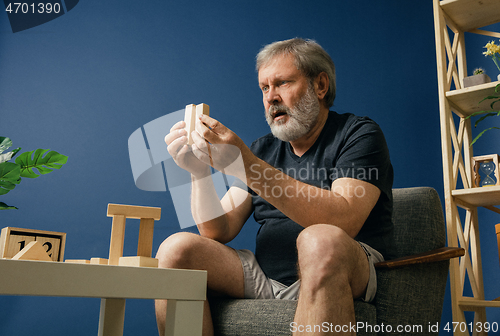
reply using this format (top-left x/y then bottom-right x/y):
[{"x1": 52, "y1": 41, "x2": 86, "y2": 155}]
[
  {"x1": 446, "y1": 81, "x2": 499, "y2": 117},
  {"x1": 452, "y1": 185, "x2": 500, "y2": 207},
  {"x1": 440, "y1": 0, "x2": 500, "y2": 32},
  {"x1": 458, "y1": 297, "x2": 500, "y2": 310}
]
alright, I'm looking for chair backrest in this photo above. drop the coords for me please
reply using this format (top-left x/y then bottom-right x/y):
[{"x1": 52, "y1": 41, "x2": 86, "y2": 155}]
[{"x1": 391, "y1": 187, "x2": 446, "y2": 258}]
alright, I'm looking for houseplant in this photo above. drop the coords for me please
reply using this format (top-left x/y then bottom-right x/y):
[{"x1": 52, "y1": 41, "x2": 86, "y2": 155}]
[
  {"x1": 463, "y1": 68, "x2": 491, "y2": 88},
  {"x1": 466, "y1": 83, "x2": 500, "y2": 146},
  {"x1": 0, "y1": 136, "x2": 68, "y2": 210}
]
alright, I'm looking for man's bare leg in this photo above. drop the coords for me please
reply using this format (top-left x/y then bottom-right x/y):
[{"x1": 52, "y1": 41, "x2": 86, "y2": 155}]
[
  {"x1": 294, "y1": 224, "x2": 370, "y2": 335},
  {"x1": 155, "y1": 232, "x2": 245, "y2": 336}
]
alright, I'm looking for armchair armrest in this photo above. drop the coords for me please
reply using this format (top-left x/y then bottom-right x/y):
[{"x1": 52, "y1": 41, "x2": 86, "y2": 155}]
[{"x1": 374, "y1": 247, "x2": 465, "y2": 269}]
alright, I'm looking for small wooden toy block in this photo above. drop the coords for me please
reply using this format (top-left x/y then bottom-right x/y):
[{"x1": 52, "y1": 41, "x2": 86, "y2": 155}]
[
  {"x1": 184, "y1": 103, "x2": 210, "y2": 145},
  {"x1": 106, "y1": 203, "x2": 161, "y2": 266},
  {"x1": 90, "y1": 257, "x2": 109, "y2": 265},
  {"x1": 118, "y1": 256, "x2": 159, "y2": 268},
  {"x1": 65, "y1": 259, "x2": 90, "y2": 264},
  {"x1": 0, "y1": 227, "x2": 66, "y2": 261},
  {"x1": 12, "y1": 241, "x2": 52, "y2": 261},
  {"x1": 472, "y1": 154, "x2": 500, "y2": 187}
]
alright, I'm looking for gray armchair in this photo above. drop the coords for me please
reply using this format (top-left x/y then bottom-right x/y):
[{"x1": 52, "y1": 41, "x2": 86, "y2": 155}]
[{"x1": 209, "y1": 187, "x2": 464, "y2": 335}]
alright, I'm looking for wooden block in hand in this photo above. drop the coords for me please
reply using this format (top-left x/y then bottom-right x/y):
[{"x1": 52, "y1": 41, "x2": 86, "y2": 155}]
[{"x1": 184, "y1": 103, "x2": 210, "y2": 145}]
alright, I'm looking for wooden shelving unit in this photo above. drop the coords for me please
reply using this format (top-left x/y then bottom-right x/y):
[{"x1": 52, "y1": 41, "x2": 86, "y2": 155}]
[{"x1": 433, "y1": 0, "x2": 500, "y2": 335}]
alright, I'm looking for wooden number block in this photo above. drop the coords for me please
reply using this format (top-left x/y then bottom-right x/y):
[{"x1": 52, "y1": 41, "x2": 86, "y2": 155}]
[
  {"x1": 12, "y1": 241, "x2": 52, "y2": 261},
  {"x1": 184, "y1": 103, "x2": 210, "y2": 145},
  {"x1": 0, "y1": 227, "x2": 66, "y2": 261}
]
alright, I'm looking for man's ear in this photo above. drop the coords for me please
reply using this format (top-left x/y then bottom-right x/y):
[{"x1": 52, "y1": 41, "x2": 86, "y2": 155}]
[{"x1": 314, "y1": 72, "x2": 329, "y2": 101}]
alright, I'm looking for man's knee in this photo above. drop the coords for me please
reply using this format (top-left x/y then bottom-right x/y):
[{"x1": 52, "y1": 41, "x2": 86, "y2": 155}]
[
  {"x1": 296, "y1": 224, "x2": 355, "y2": 279},
  {"x1": 156, "y1": 232, "x2": 203, "y2": 269}
]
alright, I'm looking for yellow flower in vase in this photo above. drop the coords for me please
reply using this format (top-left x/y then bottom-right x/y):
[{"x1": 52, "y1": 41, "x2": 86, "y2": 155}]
[{"x1": 483, "y1": 40, "x2": 500, "y2": 78}]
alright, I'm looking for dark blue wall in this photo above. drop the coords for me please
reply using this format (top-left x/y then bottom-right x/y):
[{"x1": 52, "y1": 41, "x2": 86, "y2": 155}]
[{"x1": 1, "y1": 1, "x2": 499, "y2": 335}]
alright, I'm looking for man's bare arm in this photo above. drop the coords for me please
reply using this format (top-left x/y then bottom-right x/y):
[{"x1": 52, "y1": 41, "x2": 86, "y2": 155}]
[
  {"x1": 192, "y1": 181, "x2": 253, "y2": 243},
  {"x1": 244, "y1": 155, "x2": 380, "y2": 237},
  {"x1": 193, "y1": 115, "x2": 380, "y2": 238}
]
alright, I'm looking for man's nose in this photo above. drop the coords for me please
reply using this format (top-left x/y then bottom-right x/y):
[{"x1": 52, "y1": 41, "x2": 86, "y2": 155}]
[{"x1": 265, "y1": 86, "x2": 281, "y2": 105}]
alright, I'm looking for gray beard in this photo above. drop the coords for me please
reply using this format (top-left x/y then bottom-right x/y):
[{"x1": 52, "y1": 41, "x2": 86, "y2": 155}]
[{"x1": 266, "y1": 85, "x2": 321, "y2": 142}]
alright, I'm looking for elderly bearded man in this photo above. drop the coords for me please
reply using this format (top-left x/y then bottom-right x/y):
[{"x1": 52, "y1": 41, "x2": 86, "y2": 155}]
[{"x1": 156, "y1": 38, "x2": 395, "y2": 336}]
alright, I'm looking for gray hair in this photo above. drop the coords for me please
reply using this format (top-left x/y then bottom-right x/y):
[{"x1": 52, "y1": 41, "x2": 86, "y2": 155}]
[{"x1": 256, "y1": 38, "x2": 336, "y2": 107}]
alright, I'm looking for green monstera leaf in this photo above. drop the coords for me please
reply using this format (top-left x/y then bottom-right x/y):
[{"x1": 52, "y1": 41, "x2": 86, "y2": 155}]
[
  {"x1": 0, "y1": 161, "x2": 21, "y2": 195},
  {"x1": 0, "y1": 201, "x2": 18, "y2": 210},
  {"x1": 0, "y1": 137, "x2": 21, "y2": 164},
  {"x1": 0, "y1": 137, "x2": 68, "y2": 210},
  {"x1": 15, "y1": 149, "x2": 68, "y2": 178}
]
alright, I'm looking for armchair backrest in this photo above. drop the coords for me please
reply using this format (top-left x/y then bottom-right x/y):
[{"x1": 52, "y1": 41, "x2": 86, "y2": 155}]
[{"x1": 391, "y1": 187, "x2": 446, "y2": 258}]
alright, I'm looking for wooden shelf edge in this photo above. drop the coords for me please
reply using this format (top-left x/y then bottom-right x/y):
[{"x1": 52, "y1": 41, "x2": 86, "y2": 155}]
[
  {"x1": 445, "y1": 81, "x2": 500, "y2": 117},
  {"x1": 459, "y1": 297, "x2": 500, "y2": 310},
  {"x1": 446, "y1": 80, "x2": 499, "y2": 97},
  {"x1": 452, "y1": 186, "x2": 500, "y2": 207}
]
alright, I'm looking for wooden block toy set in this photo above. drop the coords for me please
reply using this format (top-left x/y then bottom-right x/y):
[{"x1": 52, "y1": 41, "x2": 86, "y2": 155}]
[
  {"x1": 0, "y1": 203, "x2": 161, "y2": 268},
  {"x1": 1, "y1": 103, "x2": 209, "y2": 267}
]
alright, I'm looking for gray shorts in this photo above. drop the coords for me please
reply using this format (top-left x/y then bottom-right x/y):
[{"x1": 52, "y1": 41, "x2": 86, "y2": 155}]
[{"x1": 236, "y1": 242, "x2": 383, "y2": 303}]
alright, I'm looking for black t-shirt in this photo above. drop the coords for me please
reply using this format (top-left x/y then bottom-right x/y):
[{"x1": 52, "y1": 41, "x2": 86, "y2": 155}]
[{"x1": 235, "y1": 111, "x2": 395, "y2": 286}]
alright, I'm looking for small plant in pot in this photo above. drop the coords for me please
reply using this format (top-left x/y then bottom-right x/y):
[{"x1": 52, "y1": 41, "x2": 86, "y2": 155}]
[{"x1": 463, "y1": 68, "x2": 491, "y2": 88}]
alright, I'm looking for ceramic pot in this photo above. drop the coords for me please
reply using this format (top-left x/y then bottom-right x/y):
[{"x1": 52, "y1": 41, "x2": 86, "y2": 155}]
[{"x1": 463, "y1": 73, "x2": 491, "y2": 88}]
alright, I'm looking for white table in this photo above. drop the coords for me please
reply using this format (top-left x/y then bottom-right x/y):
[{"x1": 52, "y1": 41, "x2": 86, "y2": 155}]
[{"x1": 0, "y1": 259, "x2": 207, "y2": 336}]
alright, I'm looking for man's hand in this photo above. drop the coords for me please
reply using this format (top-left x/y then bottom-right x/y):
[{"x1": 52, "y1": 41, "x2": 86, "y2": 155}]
[
  {"x1": 164, "y1": 120, "x2": 210, "y2": 178},
  {"x1": 190, "y1": 115, "x2": 250, "y2": 181}
]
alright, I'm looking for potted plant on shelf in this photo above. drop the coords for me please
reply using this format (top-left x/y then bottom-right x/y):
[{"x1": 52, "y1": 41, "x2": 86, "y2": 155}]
[
  {"x1": 466, "y1": 83, "x2": 500, "y2": 146},
  {"x1": 0, "y1": 137, "x2": 68, "y2": 210},
  {"x1": 463, "y1": 68, "x2": 491, "y2": 88},
  {"x1": 483, "y1": 40, "x2": 500, "y2": 82}
]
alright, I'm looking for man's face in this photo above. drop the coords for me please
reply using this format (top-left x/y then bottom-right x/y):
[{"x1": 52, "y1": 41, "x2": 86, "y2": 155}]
[{"x1": 258, "y1": 54, "x2": 320, "y2": 142}]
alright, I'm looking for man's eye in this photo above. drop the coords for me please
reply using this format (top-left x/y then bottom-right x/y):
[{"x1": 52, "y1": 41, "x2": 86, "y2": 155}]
[{"x1": 262, "y1": 86, "x2": 269, "y2": 92}]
